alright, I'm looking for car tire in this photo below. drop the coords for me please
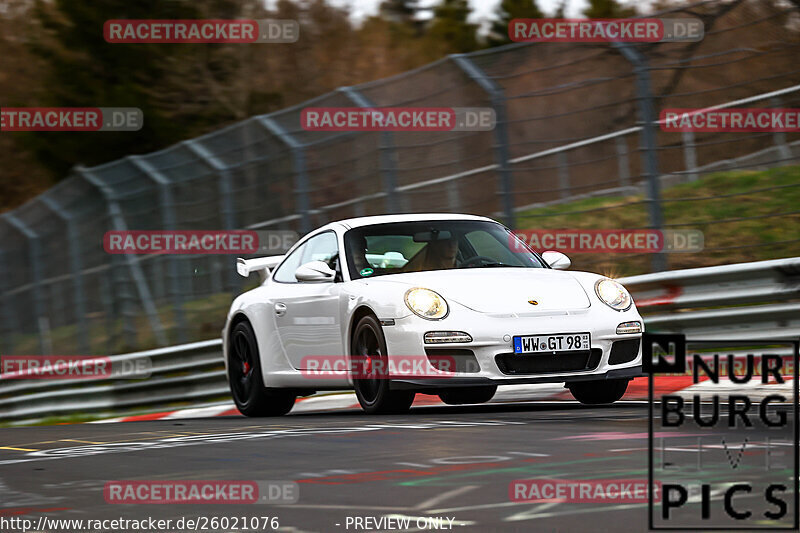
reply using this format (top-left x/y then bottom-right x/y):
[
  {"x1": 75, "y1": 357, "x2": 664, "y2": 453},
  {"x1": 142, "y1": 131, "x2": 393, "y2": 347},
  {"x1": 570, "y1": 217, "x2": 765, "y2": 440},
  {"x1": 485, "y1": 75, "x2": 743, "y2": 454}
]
[
  {"x1": 352, "y1": 314, "x2": 415, "y2": 414},
  {"x1": 228, "y1": 320, "x2": 296, "y2": 417},
  {"x1": 438, "y1": 386, "x2": 497, "y2": 405},
  {"x1": 568, "y1": 378, "x2": 629, "y2": 405}
]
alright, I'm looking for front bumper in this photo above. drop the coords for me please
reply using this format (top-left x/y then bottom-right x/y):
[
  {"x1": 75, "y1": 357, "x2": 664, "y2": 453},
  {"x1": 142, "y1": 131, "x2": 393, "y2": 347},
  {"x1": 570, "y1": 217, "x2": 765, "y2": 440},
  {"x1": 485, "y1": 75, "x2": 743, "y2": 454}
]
[
  {"x1": 381, "y1": 304, "x2": 644, "y2": 391},
  {"x1": 390, "y1": 365, "x2": 644, "y2": 390}
]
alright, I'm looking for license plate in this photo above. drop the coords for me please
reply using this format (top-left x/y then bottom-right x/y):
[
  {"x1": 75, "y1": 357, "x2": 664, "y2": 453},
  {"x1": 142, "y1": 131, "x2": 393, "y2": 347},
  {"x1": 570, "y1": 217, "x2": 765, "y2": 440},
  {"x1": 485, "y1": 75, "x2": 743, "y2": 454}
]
[{"x1": 513, "y1": 332, "x2": 590, "y2": 354}]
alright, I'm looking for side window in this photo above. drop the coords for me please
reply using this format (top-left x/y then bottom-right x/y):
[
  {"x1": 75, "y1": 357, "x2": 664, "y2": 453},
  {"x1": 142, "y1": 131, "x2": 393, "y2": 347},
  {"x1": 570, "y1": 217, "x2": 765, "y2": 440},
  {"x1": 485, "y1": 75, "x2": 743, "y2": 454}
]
[
  {"x1": 273, "y1": 232, "x2": 339, "y2": 283},
  {"x1": 300, "y1": 232, "x2": 338, "y2": 268},
  {"x1": 272, "y1": 242, "x2": 307, "y2": 283}
]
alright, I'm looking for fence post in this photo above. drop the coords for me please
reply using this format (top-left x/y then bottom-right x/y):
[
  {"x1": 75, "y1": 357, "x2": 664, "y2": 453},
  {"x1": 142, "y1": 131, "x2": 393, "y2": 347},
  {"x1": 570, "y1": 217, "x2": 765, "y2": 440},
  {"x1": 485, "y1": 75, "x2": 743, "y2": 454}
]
[
  {"x1": 615, "y1": 136, "x2": 631, "y2": 188},
  {"x1": 1, "y1": 214, "x2": 48, "y2": 354},
  {"x1": 451, "y1": 54, "x2": 515, "y2": 228},
  {"x1": 339, "y1": 86, "x2": 402, "y2": 213},
  {"x1": 0, "y1": 248, "x2": 16, "y2": 354},
  {"x1": 613, "y1": 43, "x2": 668, "y2": 272},
  {"x1": 184, "y1": 140, "x2": 240, "y2": 292},
  {"x1": 257, "y1": 116, "x2": 312, "y2": 234},
  {"x1": 39, "y1": 195, "x2": 91, "y2": 354},
  {"x1": 258, "y1": 116, "x2": 311, "y2": 234},
  {"x1": 99, "y1": 269, "x2": 117, "y2": 354},
  {"x1": 771, "y1": 97, "x2": 792, "y2": 165},
  {"x1": 682, "y1": 130, "x2": 699, "y2": 182},
  {"x1": 78, "y1": 167, "x2": 168, "y2": 346},
  {"x1": 447, "y1": 180, "x2": 462, "y2": 212},
  {"x1": 556, "y1": 152, "x2": 571, "y2": 199},
  {"x1": 114, "y1": 254, "x2": 138, "y2": 349},
  {"x1": 128, "y1": 156, "x2": 188, "y2": 344}
]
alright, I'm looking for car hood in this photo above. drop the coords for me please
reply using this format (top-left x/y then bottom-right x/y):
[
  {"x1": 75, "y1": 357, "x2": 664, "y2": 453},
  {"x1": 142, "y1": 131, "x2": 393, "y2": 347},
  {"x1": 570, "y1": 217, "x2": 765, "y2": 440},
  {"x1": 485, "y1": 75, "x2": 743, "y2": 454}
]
[{"x1": 363, "y1": 268, "x2": 591, "y2": 314}]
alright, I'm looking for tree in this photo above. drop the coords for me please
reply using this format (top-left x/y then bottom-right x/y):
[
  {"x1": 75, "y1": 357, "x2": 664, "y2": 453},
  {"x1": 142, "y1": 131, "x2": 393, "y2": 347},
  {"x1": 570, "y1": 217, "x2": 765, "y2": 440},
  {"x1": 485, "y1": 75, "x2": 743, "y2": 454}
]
[
  {"x1": 27, "y1": 0, "x2": 203, "y2": 175},
  {"x1": 553, "y1": 1, "x2": 567, "y2": 18},
  {"x1": 426, "y1": 0, "x2": 479, "y2": 55},
  {"x1": 489, "y1": 0, "x2": 544, "y2": 47},
  {"x1": 380, "y1": 0, "x2": 418, "y2": 25},
  {"x1": 0, "y1": 0, "x2": 52, "y2": 210},
  {"x1": 380, "y1": 0, "x2": 427, "y2": 36},
  {"x1": 582, "y1": 0, "x2": 637, "y2": 18}
]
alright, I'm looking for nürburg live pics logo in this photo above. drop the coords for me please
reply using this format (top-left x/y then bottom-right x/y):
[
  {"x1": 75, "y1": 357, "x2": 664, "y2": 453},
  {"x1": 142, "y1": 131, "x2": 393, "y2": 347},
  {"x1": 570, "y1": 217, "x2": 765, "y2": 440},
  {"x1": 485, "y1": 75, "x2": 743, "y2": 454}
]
[{"x1": 644, "y1": 333, "x2": 799, "y2": 530}]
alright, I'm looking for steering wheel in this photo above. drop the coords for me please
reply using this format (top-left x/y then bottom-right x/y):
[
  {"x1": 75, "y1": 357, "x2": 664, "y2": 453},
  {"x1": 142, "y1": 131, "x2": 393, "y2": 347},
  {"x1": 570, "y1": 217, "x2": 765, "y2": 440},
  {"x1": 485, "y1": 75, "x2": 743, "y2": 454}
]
[{"x1": 460, "y1": 255, "x2": 499, "y2": 268}]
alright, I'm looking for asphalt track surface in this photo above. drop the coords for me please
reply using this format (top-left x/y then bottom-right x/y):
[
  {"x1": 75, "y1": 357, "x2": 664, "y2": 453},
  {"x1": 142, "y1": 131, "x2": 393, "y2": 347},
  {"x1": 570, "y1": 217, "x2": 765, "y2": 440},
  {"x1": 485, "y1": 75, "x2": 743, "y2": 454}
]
[{"x1": 0, "y1": 399, "x2": 796, "y2": 533}]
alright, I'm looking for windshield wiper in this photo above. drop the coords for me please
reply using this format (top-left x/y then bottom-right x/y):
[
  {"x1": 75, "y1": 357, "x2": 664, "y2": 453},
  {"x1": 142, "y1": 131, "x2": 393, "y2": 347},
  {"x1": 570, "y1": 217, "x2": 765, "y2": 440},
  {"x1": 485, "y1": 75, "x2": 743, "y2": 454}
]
[{"x1": 459, "y1": 261, "x2": 514, "y2": 268}]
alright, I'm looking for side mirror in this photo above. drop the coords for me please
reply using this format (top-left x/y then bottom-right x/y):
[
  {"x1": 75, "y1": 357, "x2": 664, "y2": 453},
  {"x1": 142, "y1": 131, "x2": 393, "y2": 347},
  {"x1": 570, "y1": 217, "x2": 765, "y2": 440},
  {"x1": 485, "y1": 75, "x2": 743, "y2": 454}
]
[
  {"x1": 542, "y1": 250, "x2": 571, "y2": 270},
  {"x1": 295, "y1": 260, "x2": 336, "y2": 282}
]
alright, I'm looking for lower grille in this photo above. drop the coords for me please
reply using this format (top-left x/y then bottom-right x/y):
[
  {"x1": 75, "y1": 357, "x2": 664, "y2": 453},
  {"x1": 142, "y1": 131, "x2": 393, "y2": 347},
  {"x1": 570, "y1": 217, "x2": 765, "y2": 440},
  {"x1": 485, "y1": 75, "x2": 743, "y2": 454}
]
[
  {"x1": 425, "y1": 348, "x2": 480, "y2": 373},
  {"x1": 495, "y1": 348, "x2": 602, "y2": 375},
  {"x1": 608, "y1": 339, "x2": 640, "y2": 365}
]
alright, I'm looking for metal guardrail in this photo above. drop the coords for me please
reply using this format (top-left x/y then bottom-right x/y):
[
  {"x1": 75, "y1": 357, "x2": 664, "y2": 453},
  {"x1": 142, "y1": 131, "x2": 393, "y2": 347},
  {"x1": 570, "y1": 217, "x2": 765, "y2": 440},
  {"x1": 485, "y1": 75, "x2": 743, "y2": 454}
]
[
  {"x1": 620, "y1": 257, "x2": 800, "y2": 340},
  {"x1": 1, "y1": 257, "x2": 798, "y2": 422},
  {"x1": 0, "y1": 339, "x2": 227, "y2": 421}
]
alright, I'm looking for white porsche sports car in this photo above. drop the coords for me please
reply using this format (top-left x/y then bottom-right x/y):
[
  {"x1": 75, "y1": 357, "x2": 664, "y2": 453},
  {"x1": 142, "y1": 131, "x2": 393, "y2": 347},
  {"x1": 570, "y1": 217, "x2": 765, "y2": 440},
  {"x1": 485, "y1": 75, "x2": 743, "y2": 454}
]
[{"x1": 223, "y1": 214, "x2": 644, "y2": 416}]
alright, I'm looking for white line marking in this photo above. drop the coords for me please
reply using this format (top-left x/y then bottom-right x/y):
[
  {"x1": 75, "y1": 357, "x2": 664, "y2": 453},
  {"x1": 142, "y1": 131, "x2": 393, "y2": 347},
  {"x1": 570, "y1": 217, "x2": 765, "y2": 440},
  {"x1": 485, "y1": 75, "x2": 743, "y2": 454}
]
[{"x1": 414, "y1": 485, "x2": 479, "y2": 510}]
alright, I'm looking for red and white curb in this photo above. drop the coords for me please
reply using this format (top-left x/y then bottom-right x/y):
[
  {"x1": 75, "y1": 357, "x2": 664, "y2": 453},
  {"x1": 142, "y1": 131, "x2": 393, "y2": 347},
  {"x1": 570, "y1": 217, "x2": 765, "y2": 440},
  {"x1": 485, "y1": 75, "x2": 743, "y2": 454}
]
[
  {"x1": 90, "y1": 384, "x2": 568, "y2": 423},
  {"x1": 88, "y1": 377, "x2": 791, "y2": 424}
]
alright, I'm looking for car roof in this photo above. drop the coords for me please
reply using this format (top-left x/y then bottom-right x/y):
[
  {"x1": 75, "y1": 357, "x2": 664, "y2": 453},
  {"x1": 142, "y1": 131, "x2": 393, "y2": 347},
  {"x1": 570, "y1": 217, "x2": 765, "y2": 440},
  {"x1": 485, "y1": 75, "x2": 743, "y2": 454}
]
[{"x1": 332, "y1": 213, "x2": 498, "y2": 230}]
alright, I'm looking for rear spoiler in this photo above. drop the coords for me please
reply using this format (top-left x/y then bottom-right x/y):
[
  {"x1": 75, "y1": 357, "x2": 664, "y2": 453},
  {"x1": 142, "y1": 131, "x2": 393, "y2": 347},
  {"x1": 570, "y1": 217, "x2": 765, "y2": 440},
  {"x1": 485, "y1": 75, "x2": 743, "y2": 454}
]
[{"x1": 236, "y1": 255, "x2": 284, "y2": 282}]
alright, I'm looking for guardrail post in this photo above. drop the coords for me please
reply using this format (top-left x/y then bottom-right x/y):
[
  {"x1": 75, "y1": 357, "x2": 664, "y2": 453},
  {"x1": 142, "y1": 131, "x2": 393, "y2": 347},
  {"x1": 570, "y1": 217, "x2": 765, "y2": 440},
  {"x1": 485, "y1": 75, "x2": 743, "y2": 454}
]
[
  {"x1": 0, "y1": 248, "x2": 16, "y2": 354},
  {"x1": 451, "y1": 54, "x2": 515, "y2": 228},
  {"x1": 257, "y1": 117, "x2": 312, "y2": 234},
  {"x1": 184, "y1": 140, "x2": 240, "y2": 293},
  {"x1": 39, "y1": 195, "x2": 91, "y2": 354},
  {"x1": 613, "y1": 43, "x2": 668, "y2": 272},
  {"x1": 78, "y1": 167, "x2": 168, "y2": 347},
  {"x1": 129, "y1": 156, "x2": 188, "y2": 344},
  {"x1": 615, "y1": 136, "x2": 631, "y2": 187},
  {"x1": 682, "y1": 130, "x2": 699, "y2": 182},
  {"x1": 771, "y1": 97, "x2": 792, "y2": 165},
  {"x1": 339, "y1": 86, "x2": 402, "y2": 213},
  {"x1": 1, "y1": 214, "x2": 48, "y2": 354}
]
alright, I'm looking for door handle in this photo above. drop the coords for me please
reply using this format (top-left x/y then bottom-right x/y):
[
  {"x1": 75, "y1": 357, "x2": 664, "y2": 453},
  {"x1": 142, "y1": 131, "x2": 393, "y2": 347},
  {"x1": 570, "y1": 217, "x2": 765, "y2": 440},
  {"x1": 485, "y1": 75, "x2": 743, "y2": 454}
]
[{"x1": 274, "y1": 302, "x2": 287, "y2": 316}]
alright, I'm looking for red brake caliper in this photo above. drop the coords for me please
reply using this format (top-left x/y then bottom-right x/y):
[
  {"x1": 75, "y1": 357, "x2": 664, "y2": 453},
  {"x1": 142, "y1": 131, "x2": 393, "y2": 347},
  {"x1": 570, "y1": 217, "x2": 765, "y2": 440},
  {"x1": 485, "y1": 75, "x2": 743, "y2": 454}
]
[{"x1": 242, "y1": 361, "x2": 251, "y2": 375}]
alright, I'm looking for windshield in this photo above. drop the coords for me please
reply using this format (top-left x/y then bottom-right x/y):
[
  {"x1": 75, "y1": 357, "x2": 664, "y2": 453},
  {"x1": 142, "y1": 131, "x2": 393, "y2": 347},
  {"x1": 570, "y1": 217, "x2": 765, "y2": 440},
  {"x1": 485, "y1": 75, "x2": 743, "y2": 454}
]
[{"x1": 344, "y1": 220, "x2": 546, "y2": 279}]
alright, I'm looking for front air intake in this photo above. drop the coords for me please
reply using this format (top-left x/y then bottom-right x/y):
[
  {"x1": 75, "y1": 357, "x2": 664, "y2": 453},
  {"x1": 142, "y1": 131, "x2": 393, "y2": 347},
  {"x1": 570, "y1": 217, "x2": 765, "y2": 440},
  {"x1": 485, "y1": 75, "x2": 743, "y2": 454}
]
[
  {"x1": 608, "y1": 339, "x2": 640, "y2": 365},
  {"x1": 424, "y1": 348, "x2": 480, "y2": 373},
  {"x1": 495, "y1": 348, "x2": 601, "y2": 375}
]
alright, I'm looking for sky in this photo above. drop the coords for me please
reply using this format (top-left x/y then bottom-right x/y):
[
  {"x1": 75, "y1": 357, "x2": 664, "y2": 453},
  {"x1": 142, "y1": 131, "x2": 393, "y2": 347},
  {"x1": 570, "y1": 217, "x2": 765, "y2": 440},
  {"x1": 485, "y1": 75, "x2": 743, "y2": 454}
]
[
  {"x1": 335, "y1": 0, "x2": 592, "y2": 25},
  {"x1": 262, "y1": 0, "x2": 652, "y2": 30}
]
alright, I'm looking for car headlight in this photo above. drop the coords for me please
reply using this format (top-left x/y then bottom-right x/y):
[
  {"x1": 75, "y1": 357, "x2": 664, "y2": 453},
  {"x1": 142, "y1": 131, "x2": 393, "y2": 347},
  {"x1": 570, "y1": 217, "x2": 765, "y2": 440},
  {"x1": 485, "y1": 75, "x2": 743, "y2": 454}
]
[
  {"x1": 404, "y1": 288, "x2": 448, "y2": 320},
  {"x1": 594, "y1": 279, "x2": 632, "y2": 311}
]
